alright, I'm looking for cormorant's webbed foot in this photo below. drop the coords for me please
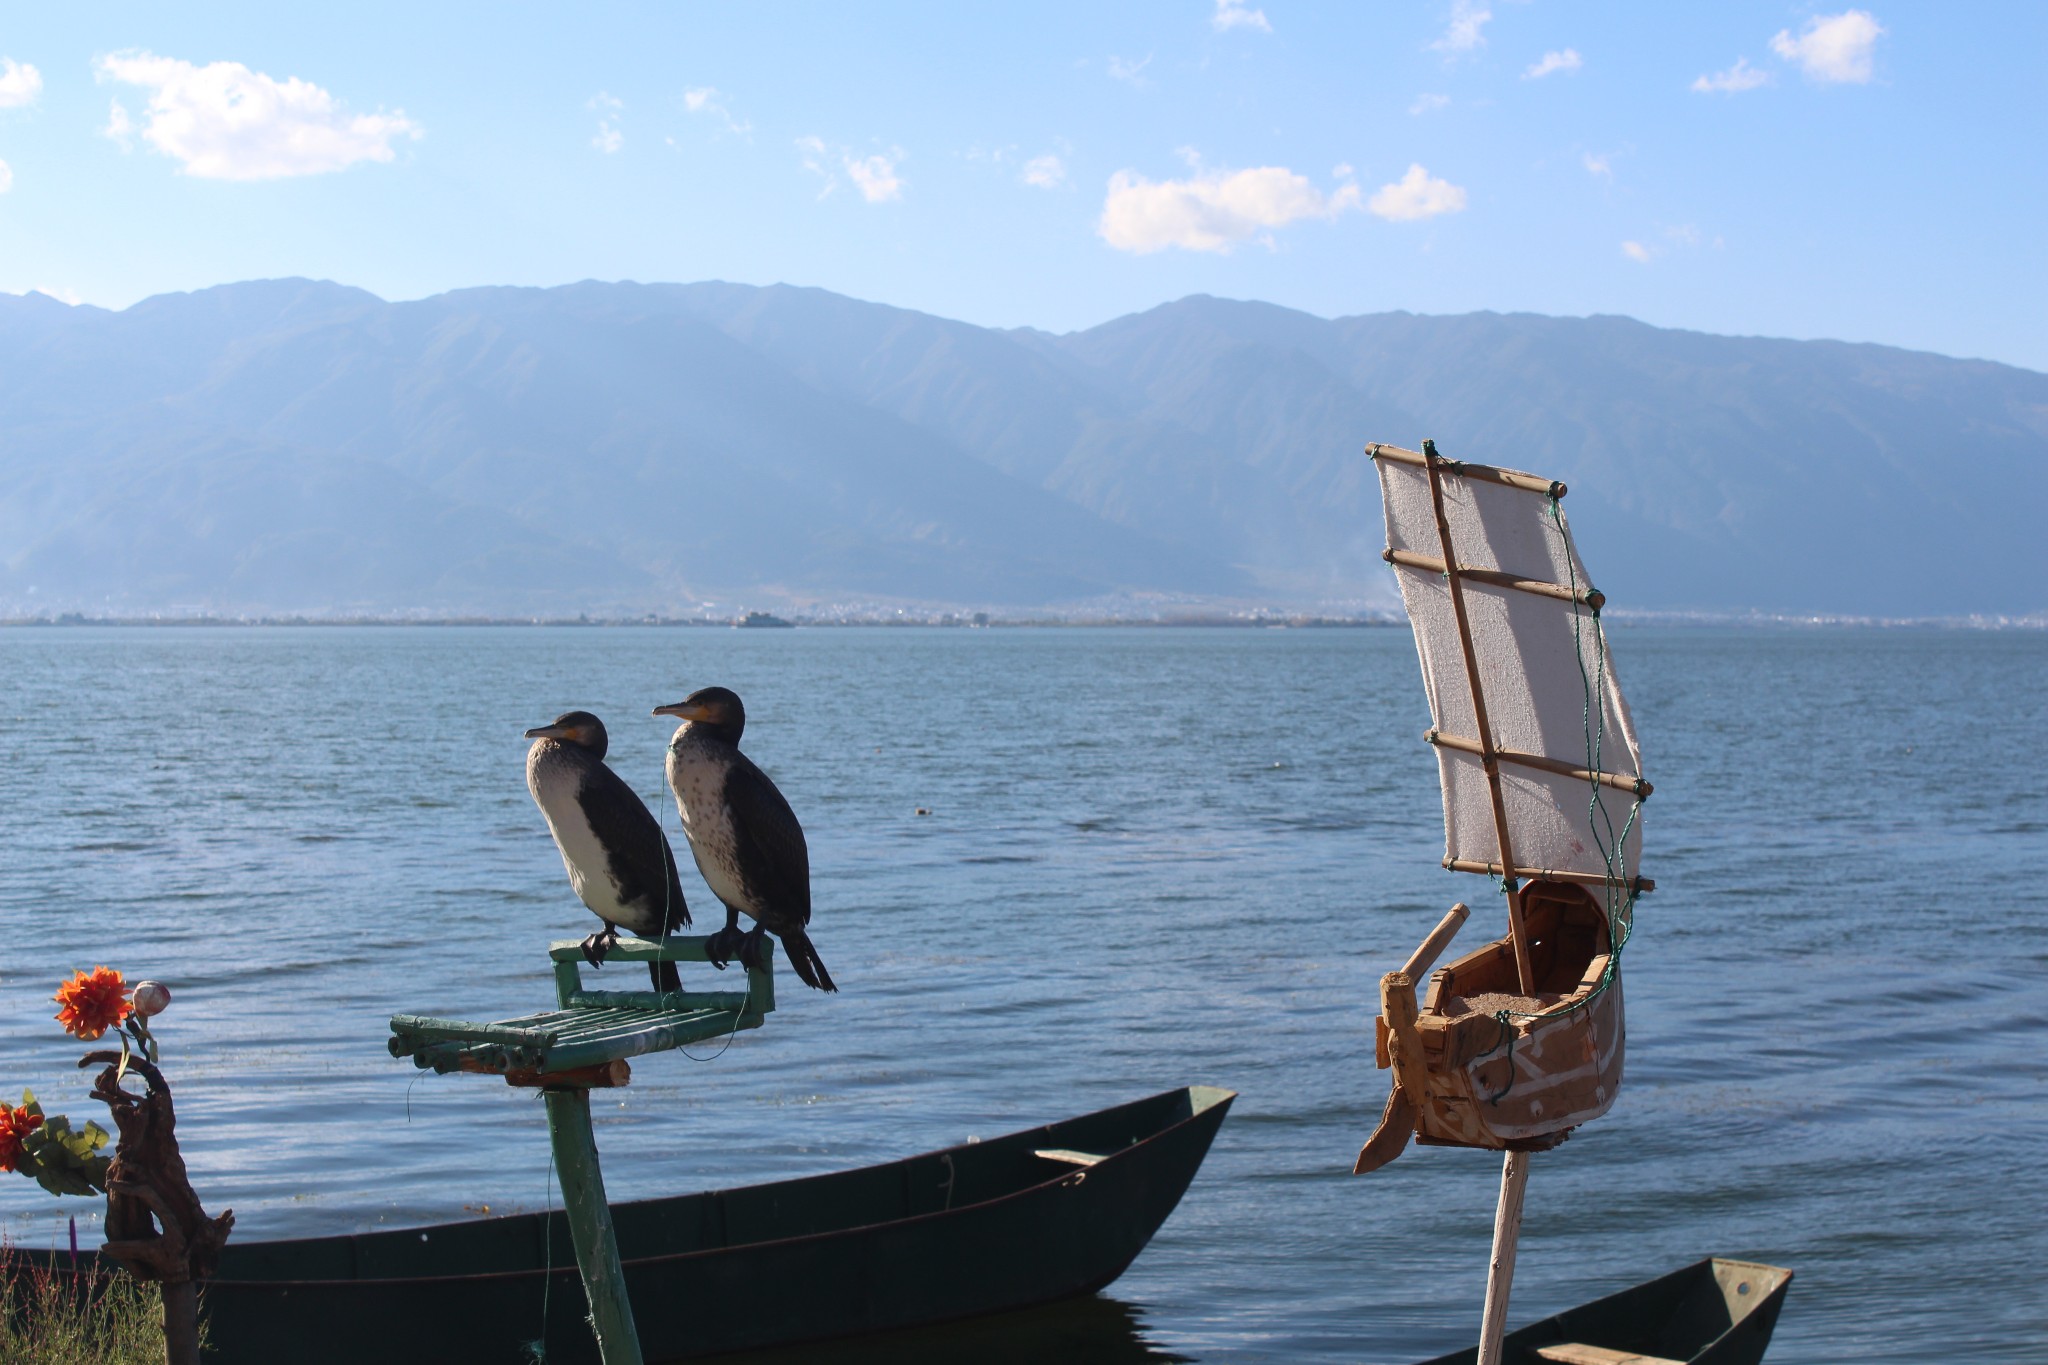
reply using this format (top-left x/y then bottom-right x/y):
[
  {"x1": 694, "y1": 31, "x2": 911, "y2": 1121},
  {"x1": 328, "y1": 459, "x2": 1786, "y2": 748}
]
[
  {"x1": 581, "y1": 922, "x2": 622, "y2": 969},
  {"x1": 737, "y1": 925, "x2": 770, "y2": 974},
  {"x1": 703, "y1": 925, "x2": 746, "y2": 972}
]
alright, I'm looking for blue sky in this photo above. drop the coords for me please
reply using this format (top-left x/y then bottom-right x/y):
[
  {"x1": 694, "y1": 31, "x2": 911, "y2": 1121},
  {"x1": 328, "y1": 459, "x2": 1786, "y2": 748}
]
[{"x1": 0, "y1": 2, "x2": 2041, "y2": 369}]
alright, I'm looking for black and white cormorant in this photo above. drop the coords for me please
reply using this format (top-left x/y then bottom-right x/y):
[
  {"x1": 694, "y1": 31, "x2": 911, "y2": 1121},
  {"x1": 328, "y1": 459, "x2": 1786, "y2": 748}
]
[
  {"x1": 652, "y1": 687, "x2": 836, "y2": 992},
  {"x1": 524, "y1": 710, "x2": 690, "y2": 992}
]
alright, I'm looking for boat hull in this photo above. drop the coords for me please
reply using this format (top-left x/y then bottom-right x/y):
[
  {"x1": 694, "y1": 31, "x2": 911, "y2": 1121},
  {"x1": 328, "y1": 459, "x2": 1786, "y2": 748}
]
[
  {"x1": 72, "y1": 1085, "x2": 1231, "y2": 1365},
  {"x1": 1414, "y1": 1257, "x2": 1792, "y2": 1365},
  {"x1": 1413, "y1": 882, "x2": 1624, "y2": 1148}
]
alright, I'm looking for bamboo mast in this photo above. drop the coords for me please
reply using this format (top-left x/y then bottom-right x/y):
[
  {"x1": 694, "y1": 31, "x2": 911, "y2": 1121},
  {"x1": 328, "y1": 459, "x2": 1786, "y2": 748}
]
[
  {"x1": 1419, "y1": 439, "x2": 1534, "y2": 994},
  {"x1": 1420, "y1": 438, "x2": 1536, "y2": 1365}
]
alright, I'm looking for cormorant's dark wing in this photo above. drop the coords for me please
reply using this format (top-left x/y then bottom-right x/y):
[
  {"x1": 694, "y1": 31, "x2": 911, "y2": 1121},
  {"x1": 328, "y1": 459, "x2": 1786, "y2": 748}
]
[
  {"x1": 579, "y1": 763, "x2": 691, "y2": 931},
  {"x1": 725, "y1": 754, "x2": 812, "y2": 925}
]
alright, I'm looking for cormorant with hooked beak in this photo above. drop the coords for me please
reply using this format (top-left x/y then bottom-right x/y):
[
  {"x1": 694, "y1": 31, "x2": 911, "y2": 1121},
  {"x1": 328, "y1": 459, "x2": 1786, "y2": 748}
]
[
  {"x1": 653, "y1": 687, "x2": 836, "y2": 992},
  {"x1": 525, "y1": 710, "x2": 689, "y2": 992}
]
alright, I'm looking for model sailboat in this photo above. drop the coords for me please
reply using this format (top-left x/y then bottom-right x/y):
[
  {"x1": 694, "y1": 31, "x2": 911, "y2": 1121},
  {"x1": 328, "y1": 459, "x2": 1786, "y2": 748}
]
[{"x1": 1354, "y1": 440, "x2": 1652, "y2": 1364}]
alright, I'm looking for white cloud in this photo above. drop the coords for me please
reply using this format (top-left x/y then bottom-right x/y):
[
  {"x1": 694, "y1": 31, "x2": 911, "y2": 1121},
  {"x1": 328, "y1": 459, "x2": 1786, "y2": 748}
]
[
  {"x1": 1332, "y1": 162, "x2": 1355, "y2": 179},
  {"x1": 589, "y1": 92, "x2": 622, "y2": 153},
  {"x1": 796, "y1": 136, "x2": 836, "y2": 197},
  {"x1": 798, "y1": 137, "x2": 904, "y2": 203},
  {"x1": 846, "y1": 151, "x2": 903, "y2": 202},
  {"x1": 1524, "y1": 49, "x2": 1582, "y2": 79},
  {"x1": 1621, "y1": 240, "x2": 1652, "y2": 263},
  {"x1": 1021, "y1": 153, "x2": 1066, "y2": 189},
  {"x1": 1582, "y1": 152, "x2": 1612, "y2": 179},
  {"x1": 1430, "y1": 2, "x2": 1491, "y2": 55},
  {"x1": 1212, "y1": 0, "x2": 1272, "y2": 34},
  {"x1": 0, "y1": 57, "x2": 43, "y2": 108},
  {"x1": 1099, "y1": 163, "x2": 1362, "y2": 253},
  {"x1": 1692, "y1": 57, "x2": 1771, "y2": 94},
  {"x1": 1771, "y1": 10, "x2": 1884, "y2": 84},
  {"x1": 683, "y1": 86, "x2": 751, "y2": 136},
  {"x1": 0, "y1": 160, "x2": 11, "y2": 193},
  {"x1": 103, "y1": 99, "x2": 134, "y2": 148},
  {"x1": 1409, "y1": 92, "x2": 1451, "y2": 116},
  {"x1": 1665, "y1": 223, "x2": 1702, "y2": 248},
  {"x1": 1108, "y1": 54, "x2": 1153, "y2": 87},
  {"x1": 93, "y1": 50, "x2": 419, "y2": 180},
  {"x1": 1367, "y1": 163, "x2": 1467, "y2": 222}
]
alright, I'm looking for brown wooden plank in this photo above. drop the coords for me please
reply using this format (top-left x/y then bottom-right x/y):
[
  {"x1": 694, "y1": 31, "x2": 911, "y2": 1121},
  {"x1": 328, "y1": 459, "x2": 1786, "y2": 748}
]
[
  {"x1": 1533, "y1": 1344, "x2": 1685, "y2": 1365},
  {"x1": 1031, "y1": 1148, "x2": 1107, "y2": 1167},
  {"x1": 1352, "y1": 1085, "x2": 1418, "y2": 1175}
]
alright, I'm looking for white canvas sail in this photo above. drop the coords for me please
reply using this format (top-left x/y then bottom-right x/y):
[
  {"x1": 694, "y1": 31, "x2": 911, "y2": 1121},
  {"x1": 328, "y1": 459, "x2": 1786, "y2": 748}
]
[{"x1": 1374, "y1": 444, "x2": 1646, "y2": 892}]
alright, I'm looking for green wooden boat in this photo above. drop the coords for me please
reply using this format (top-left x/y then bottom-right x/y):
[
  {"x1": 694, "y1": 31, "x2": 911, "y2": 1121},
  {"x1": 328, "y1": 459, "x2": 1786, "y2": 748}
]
[
  {"x1": 63, "y1": 1085, "x2": 1230, "y2": 1364},
  {"x1": 1415, "y1": 1258, "x2": 1793, "y2": 1365}
]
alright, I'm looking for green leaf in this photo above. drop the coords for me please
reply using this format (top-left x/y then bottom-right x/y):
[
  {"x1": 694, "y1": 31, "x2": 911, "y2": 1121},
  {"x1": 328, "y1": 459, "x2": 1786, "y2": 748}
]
[{"x1": 16, "y1": 1116, "x2": 114, "y2": 1197}]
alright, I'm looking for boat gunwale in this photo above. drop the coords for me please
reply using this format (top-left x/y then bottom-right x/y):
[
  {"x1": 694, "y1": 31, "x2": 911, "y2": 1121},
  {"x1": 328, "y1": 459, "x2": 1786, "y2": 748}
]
[{"x1": 193, "y1": 1084, "x2": 1237, "y2": 1292}]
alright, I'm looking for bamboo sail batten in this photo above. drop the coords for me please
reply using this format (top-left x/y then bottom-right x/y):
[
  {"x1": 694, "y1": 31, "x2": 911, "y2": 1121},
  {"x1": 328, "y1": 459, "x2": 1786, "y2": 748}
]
[
  {"x1": 1442, "y1": 858, "x2": 1655, "y2": 894},
  {"x1": 1424, "y1": 730, "x2": 1652, "y2": 797},
  {"x1": 1368, "y1": 442, "x2": 1567, "y2": 500},
  {"x1": 1384, "y1": 547, "x2": 1606, "y2": 611}
]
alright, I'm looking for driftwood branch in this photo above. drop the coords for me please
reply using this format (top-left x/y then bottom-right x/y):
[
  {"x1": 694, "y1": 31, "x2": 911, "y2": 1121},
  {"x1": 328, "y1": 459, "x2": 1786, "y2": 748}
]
[{"x1": 76, "y1": 1050, "x2": 234, "y2": 1285}]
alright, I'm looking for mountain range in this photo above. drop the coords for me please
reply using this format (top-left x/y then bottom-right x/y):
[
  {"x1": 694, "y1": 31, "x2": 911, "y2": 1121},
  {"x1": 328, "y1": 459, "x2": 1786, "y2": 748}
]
[{"x1": 1, "y1": 278, "x2": 2042, "y2": 618}]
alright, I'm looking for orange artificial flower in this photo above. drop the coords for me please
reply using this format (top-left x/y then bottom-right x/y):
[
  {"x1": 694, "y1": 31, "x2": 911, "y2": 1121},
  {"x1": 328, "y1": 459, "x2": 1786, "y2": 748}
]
[
  {"x1": 0, "y1": 1101, "x2": 41, "y2": 1173},
  {"x1": 54, "y1": 966, "x2": 133, "y2": 1041}
]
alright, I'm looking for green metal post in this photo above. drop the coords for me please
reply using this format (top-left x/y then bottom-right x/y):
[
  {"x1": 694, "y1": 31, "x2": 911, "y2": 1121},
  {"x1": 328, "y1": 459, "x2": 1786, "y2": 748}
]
[{"x1": 543, "y1": 1088, "x2": 643, "y2": 1365}]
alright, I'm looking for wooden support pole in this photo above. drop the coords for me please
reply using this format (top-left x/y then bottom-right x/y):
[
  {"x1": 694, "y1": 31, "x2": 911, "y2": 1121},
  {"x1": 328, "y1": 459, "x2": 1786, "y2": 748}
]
[
  {"x1": 1421, "y1": 439, "x2": 1535, "y2": 993},
  {"x1": 544, "y1": 1088, "x2": 643, "y2": 1365},
  {"x1": 1477, "y1": 1151, "x2": 1532, "y2": 1365},
  {"x1": 161, "y1": 1282, "x2": 199, "y2": 1365}
]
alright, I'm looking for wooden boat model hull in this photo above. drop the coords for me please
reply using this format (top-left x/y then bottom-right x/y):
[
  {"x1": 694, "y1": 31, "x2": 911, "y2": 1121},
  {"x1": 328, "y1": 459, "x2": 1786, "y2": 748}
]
[
  {"x1": 63, "y1": 1085, "x2": 1232, "y2": 1365},
  {"x1": 1413, "y1": 882, "x2": 1624, "y2": 1148},
  {"x1": 1414, "y1": 1257, "x2": 1793, "y2": 1365},
  {"x1": 1361, "y1": 883, "x2": 1623, "y2": 1170}
]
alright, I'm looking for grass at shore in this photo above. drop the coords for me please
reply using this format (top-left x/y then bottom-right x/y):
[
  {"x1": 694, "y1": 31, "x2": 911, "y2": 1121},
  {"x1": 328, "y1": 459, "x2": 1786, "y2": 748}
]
[{"x1": 0, "y1": 1248, "x2": 179, "y2": 1364}]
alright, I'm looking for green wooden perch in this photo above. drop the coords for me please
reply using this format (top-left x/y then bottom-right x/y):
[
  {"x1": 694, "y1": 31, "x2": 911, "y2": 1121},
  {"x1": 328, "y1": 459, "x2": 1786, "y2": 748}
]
[{"x1": 387, "y1": 935, "x2": 776, "y2": 1365}]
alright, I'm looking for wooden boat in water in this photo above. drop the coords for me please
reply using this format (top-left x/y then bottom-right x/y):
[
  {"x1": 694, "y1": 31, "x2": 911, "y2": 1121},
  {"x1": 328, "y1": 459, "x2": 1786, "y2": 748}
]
[
  {"x1": 62, "y1": 1085, "x2": 1231, "y2": 1365},
  {"x1": 1414, "y1": 1259, "x2": 1793, "y2": 1365}
]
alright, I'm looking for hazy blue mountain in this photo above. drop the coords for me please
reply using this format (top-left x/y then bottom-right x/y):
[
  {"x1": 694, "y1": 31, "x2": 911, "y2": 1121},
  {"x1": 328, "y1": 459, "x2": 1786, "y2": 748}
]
[{"x1": 1, "y1": 279, "x2": 2041, "y2": 616}]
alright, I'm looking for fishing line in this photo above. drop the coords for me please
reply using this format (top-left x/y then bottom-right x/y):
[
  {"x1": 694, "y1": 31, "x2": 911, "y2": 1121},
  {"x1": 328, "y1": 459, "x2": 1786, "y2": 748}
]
[
  {"x1": 403, "y1": 1069, "x2": 427, "y2": 1123},
  {"x1": 524, "y1": 1138, "x2": 559, "y2": 1365}
]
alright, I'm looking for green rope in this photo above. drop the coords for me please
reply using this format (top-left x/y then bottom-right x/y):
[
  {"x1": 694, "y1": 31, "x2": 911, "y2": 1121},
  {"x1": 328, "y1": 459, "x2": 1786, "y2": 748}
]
[{"x1": 1483, "y1": 495, "x2": 1644, "y2": 1055}]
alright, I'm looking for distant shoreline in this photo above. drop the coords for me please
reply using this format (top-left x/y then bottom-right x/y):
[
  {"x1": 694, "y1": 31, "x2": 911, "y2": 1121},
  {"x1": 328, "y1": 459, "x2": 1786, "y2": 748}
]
[{"x1": 1, "y1": 612, "x2": 2041, "y2": 630}]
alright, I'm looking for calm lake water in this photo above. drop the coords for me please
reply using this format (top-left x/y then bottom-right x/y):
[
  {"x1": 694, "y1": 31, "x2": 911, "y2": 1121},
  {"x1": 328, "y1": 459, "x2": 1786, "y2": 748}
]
[{"x1": 2, "y1": 626, "x2": 2043, "y2": 1363}]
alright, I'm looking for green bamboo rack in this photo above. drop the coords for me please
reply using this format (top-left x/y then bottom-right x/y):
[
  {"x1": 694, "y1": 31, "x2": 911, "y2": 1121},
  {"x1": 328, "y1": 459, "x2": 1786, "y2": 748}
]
[{"x1": 387, "y1": 935, "x2": 776, "y2": 1365}]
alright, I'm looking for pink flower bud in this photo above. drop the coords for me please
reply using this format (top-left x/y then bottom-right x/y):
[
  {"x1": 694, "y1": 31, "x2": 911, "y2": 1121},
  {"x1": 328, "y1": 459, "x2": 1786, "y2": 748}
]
[{"x1": 131, "y1": 981, "x2": 172, "y2": 1018}]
